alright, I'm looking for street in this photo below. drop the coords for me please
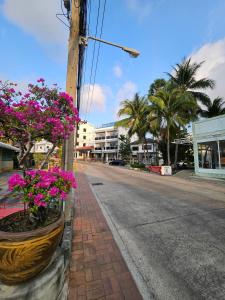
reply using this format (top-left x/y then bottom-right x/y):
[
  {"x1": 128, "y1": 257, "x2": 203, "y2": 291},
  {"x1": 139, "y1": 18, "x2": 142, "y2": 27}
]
[{"x1": 81, "y1": 162, "x2": 225, "y2": 300}]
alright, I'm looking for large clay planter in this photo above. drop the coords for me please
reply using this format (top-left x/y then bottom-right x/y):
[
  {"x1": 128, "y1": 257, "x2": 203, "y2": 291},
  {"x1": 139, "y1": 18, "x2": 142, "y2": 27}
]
[{"x1": 0, "y1": 213, "x2": 64, "y2": 285}]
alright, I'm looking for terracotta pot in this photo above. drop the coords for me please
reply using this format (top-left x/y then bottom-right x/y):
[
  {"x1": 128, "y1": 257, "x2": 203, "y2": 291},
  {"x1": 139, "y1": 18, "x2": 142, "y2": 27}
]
[{"x1": 0, "y1": 213, "x2": 64, "y2": 285}]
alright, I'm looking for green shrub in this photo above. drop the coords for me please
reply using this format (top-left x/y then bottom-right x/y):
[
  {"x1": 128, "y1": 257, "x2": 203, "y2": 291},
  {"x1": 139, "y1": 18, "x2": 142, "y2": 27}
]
[{"x1": 130, "y1": 162, "x2": 146, "y2": 169}]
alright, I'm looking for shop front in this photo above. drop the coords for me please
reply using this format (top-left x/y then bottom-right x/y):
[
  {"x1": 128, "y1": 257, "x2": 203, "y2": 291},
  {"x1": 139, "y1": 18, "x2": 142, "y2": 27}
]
[{"x1": 193, "y1": 115, "x2": 225, "y2": 178}]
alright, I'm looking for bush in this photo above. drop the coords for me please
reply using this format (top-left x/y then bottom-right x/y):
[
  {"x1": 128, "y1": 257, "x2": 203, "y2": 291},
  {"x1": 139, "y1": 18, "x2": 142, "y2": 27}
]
[{"x1": 130, "y1": 162, "x2": 146, "y2": 169}]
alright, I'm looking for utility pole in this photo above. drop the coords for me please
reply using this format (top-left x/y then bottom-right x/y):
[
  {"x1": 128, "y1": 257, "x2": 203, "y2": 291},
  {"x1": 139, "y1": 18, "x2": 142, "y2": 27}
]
[{"x1": 64, "y1": 0, "x2": 80, "y2": 221}]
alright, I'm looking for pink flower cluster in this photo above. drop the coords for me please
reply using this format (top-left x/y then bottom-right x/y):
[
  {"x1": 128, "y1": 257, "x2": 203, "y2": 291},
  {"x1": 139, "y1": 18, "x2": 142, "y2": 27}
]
[
  {"x1": 8, "y1": 168, "x2": 77, "y2": 208},
  {"x1": 0, "y1": 79, "x2": 80, "y2": 146},
  {"x1": 8, "y1": 174, "x2": 26, "y2": 190}
]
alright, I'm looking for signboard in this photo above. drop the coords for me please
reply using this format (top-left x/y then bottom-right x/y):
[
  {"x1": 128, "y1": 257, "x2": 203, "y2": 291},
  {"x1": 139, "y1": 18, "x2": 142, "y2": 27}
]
[{"x1": 161, "y1": 166, "x2": 172, "y2": 176}]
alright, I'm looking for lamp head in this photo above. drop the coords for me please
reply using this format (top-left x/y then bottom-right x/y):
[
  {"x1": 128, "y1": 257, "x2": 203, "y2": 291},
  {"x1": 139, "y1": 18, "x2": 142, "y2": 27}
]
[{"x1": 122, "y1": 47, "x2": 140, "y2": 58}]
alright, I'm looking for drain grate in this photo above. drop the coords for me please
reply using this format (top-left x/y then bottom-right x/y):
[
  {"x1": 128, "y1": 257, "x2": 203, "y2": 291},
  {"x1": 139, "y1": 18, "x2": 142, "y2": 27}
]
[{"x1": 91, "y1": 182, "x2": 103, "y2": 186}]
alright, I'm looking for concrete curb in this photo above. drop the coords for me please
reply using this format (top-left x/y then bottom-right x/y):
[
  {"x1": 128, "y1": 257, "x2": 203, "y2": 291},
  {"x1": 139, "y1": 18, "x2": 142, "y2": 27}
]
[{"x1": 89, "y1": 183, "x2": 154, "y2": 300}]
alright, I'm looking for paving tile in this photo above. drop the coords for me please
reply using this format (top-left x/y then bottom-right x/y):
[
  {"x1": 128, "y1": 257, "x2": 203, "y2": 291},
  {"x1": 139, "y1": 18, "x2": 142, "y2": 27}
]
[{"x1": 69, "y1": 167, "x2": 142, "y2": 300}]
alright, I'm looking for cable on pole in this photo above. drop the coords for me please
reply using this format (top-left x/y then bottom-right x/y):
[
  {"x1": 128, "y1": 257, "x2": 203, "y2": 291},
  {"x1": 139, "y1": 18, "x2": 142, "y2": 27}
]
[
  {"x1": 84, "y1": 0, "x2": 101, "y2": 118},
  {"x1": 88, "y1": 0, "x2": 107, "y2": 115}
]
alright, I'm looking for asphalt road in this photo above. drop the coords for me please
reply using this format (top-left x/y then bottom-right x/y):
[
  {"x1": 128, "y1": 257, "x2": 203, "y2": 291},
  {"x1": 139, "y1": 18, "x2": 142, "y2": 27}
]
[{"x1": 82, "y1": 163, "x2": 225, "y2": 300}]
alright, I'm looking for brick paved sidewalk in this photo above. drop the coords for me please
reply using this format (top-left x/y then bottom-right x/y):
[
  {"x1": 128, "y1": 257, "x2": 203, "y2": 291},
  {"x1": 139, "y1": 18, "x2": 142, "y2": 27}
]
[{"x1": 69, "y1": 169, "x2": 142, "y2": 300}]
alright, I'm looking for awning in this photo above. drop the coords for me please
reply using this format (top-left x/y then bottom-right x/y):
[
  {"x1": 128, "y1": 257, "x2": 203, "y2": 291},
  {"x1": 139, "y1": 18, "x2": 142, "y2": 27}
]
[
  {"x1": 76, "y1": 146, "x2": 94, "y2": 152},
  {"x1": 0, "y1": 142, "x2": 19, "y2": 152}
]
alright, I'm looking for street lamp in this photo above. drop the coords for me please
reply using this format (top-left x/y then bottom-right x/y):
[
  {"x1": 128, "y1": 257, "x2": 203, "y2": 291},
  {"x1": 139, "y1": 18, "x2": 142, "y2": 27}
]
[{"x1": 79, "y1": 36, "x2": 140, "y2": 58}]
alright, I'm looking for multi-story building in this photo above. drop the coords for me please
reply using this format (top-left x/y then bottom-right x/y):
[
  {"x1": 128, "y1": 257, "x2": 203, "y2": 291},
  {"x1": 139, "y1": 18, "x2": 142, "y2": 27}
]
[
  {"x1": 75, "y1": 122, "x2": 95, "y2": 160},
  {"x1": 92, "y1": 122, "x2": 120, "y2": 162},
  {"x1": 130, "y1": 138, "x2": 158, "y2": 164},
  {"x1": 75, "y1": 122, "x2": 159, "y2": 163}
]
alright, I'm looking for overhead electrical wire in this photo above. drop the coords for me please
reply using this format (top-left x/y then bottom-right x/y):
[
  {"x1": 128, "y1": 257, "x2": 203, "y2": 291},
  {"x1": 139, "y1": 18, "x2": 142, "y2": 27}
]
[
  {"x1": 84, "y1": 0, "x2": 101, "y2": 118},
  {"x1": 87, "y1": 0, "x2": 107, "y2": 115},
  {"x1": 80, "y1": 0, "x2": 92, "y2": 115}
]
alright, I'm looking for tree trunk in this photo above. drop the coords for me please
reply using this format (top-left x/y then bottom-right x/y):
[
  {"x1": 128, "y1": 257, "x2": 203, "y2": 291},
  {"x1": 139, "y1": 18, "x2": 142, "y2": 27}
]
[
  {"x1": 40, "y1": 144, "x2": 56, "y2": 170},
  {"x1": 167, "y1": 126, "x2": 171, "y2": 165},
  {"x1": 18, "y1": 142, "x2": 33, "y2": 172},
  {"x1": 174, "y1": 143, "x2": 179, "y2": 167}
]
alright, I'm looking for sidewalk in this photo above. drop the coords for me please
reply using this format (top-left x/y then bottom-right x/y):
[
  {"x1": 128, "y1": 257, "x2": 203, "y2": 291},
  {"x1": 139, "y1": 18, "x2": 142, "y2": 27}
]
[
  {"x1": 0, "y1": 171, "x2": 23, "y2": 218},
  {"x1": 69, "y1": 169, "x2": 142, "y2": 300}
]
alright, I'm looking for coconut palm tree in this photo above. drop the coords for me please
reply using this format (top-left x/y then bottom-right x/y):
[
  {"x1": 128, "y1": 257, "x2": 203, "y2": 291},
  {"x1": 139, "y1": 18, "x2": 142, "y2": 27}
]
[
  {"x1": 116, "y1": 93, "x2": 150, "y2": 161},
  {"x1": 199, "y1": 97, "x2": 225, "y2": 118},
  {"x1": 149, "y1": 84, "x2": 197, "y2": 165},
  {"x1": 168, "y1": 58, "x2": 215, "y2": 107},
  {"x1": 148, "y1": 78, "x2": 167, "y2": 96}
]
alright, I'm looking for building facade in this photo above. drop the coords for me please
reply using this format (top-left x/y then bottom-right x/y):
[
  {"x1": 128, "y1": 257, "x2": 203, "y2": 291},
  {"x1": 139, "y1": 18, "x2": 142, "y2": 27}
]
[
  {"x1": 75, "y1": 122, "x2": 159, "y2": 163},
  {"x1": 75, "y1": 122, "x2": 95, "y2": 160},
  {"x1": 0, "y1": 142, "x2": 19, "y2": 172},
  {"x1": 193, "y1": 115, "x2": 225, "y2": 178},
  {"x1": 130, "y1": 139, "x2": 158, "y2": 164},
  {"x1": 92, "y1": 123, "x2": 120, "y2": 162},
  {"x1": 31, "y1": 139, "x2": 54, "y2": 154}
]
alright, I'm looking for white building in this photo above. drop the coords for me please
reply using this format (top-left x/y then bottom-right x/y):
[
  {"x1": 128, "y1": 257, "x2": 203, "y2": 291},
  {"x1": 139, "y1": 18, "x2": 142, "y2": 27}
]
[
  {"x1": 130, "y1": 138, "x2": 158, "y2": 164},
  {"x1": 75, "y1": 122, "x2": 159, "y2": 163},
  {"x1": 75, "y1": 122, "x2": 95, "y2": 160},
  {"x1": 31, "y1": 139, "x2": 54, "y2": 153},
  {"x1": 92, "y1": 122, "x2": 121, "y2": 162},
  {"x1": 193, "y1": 115, "x2": 225, "y2": 178}
]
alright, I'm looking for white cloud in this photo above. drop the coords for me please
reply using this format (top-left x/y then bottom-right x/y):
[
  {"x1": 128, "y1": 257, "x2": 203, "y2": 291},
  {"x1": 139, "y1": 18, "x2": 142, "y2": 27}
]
[
  {"x1": 114, "y1": 81, "x2": 137, "y2": 119},
  {"x1": 190, "y1": 38, "x2": 225, "y2": 99},
  {"x1": 113, "y1": 65, "x2": 123, "y2": 78},
  {"x1": 80, "y1": 84, "x2": 107, "y2": 114},
  {"x1": 116, "y1": 81, "x2": 137, "y2": 102},
  {"x1": 125, "y1": 0, "x2": 152, "y2": 22},
  {"x1": 2, "y1": 0, "x2": 67, "y2": 45}
]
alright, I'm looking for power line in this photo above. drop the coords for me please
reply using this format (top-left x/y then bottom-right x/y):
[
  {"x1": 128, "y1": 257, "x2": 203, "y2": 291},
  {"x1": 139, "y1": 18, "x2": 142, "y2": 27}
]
[
  {"x1": 85, "y1": 0, "x2": 101, "y2": 118},
  {"x1": 88, "y1": 0, "x2": 107, "y2": 115},
  {"x1": 80, "y1": 0, "x2": 91, "y2": 114}
]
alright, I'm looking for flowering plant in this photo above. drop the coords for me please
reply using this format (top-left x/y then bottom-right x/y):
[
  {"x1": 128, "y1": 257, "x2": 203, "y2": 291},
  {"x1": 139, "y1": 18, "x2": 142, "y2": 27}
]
[
  {"x1": 0, "y1": 79, "x2": 80, "y2": 170},
  {"x1": 8, "y1": 168, "x2": 77, "y2": 223}
]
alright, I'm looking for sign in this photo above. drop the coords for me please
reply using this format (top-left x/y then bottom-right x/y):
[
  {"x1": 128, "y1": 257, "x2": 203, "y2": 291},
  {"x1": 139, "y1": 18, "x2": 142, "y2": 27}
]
[{"x1": 161, "y1": 166, "x2": 172, "y2": 176}]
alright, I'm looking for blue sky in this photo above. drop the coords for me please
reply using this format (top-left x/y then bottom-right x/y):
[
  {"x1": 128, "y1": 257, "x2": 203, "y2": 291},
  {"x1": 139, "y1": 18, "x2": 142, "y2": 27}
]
[{"x1": 1, "y1": 0, "x2": 225, "y2": 127}]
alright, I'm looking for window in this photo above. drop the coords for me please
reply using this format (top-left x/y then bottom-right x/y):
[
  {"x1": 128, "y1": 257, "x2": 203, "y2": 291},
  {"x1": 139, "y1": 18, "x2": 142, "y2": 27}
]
[
  {"x1": 132, "y1": 146, "x2": 138, "y2": 151},
  {"x1": 83, "y1": 128, "x2": 86, "y2": 132},
  {"x1": 83, "y1": 143, "x2": 86, "y2": 147},
  {"x1": 76, "y1": 142, "x2": 79, "y2": 146},
  {"x1": 83, "y1": 136, "x2": 86, "y2": 140},
  {"x1": 142, "y1": 144, "x2": 152, "y2": 150},
  {"x1": 198, "y1": 141, "x2": 219, "y2": 169},
  {"x1": 77, "y1": 134, "x2": 79, "y2": 138}
]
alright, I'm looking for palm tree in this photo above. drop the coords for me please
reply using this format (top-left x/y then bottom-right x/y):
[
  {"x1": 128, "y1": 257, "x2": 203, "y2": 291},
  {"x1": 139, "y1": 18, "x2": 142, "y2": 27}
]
[
  {"x1": 149, "y1": 84, "x2": 197, "y2": 165},
  {"x1": 168, "y1": 58, "x2": 215, "y2": 107},
  {"x1": 116, "y1": 93, "x2": 150, "y2": 161},
  {"x1": 148, "y1": 78, "x2": 167, "y2": 96},
  {"x1": 199, "y1": 97, "x2": 225, "y2": 118}
]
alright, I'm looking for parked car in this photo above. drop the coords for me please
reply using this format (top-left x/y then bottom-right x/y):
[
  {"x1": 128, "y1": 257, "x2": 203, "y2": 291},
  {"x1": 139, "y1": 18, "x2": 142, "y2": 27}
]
[
  {"x1": 176, "y1": 161, "x2": 188, "y2": 169},
  {"x1": 109, "y1": 160, "x2": 126, "y2": 166}
]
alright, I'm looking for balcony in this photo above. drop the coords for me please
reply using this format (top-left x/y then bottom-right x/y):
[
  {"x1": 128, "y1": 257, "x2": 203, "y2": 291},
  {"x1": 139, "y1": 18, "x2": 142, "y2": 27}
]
[{"x1": 105, "y1": 135, "x2": 118, "y2": 140}]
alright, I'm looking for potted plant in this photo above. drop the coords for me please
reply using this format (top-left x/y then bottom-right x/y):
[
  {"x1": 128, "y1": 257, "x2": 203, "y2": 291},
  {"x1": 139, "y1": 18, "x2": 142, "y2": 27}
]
[{"x1": 0, "y1": 79, "x2": 80, "y2": 285}]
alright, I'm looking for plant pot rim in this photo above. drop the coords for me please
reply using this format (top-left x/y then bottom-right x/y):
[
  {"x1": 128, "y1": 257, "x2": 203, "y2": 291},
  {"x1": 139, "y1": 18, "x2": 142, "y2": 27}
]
[{"x1": 0, "y1": 211, "x2": 64, "y2": 242}]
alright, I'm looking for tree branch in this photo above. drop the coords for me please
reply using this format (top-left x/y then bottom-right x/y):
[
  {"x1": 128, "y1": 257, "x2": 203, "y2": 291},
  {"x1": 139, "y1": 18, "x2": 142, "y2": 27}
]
[{"x1": 39, "y1": 143, "x2": 56, "y2": 170}]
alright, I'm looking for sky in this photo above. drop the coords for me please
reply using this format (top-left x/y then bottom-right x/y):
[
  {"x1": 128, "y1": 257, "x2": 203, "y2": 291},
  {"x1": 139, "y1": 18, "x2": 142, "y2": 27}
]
[{"x1": 0, "y1": 0, "x2": 225, "y2": 127}]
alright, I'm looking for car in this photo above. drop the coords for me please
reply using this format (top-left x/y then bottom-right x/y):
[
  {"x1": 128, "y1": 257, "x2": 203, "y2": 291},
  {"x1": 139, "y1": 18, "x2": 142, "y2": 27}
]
[
  {"x1": 109, "y1": 159, "x2": 126, "y2": 166},
  {"x1": 176, "y1": 161, "x2": 188, "y2": 169}
]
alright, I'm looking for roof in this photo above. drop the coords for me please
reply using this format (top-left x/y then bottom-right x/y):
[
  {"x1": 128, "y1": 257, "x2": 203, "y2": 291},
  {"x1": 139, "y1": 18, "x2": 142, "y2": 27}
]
[
  {"x1": 0, "y1": 142, "x2": 19, "y2": 152},
  {"x1": 76, "y1": 146, "x2": 94, "y2": 151},
  {"x1": 130, "y1": 138, "x2": 157, "y2": 145}
]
